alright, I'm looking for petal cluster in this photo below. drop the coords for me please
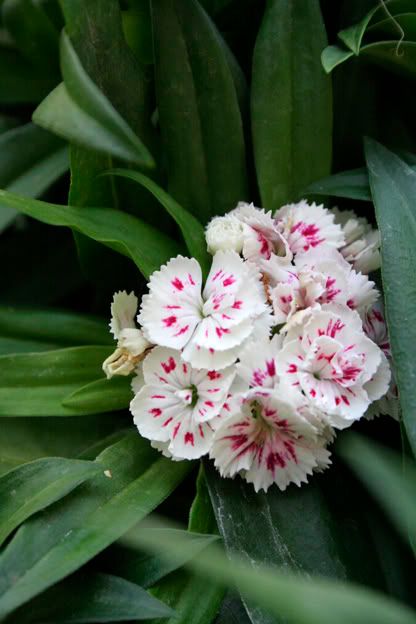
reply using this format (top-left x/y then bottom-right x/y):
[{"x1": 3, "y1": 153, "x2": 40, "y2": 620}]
[{"x1": 104, "y1": 200, "x2": 395, "y2": 493}]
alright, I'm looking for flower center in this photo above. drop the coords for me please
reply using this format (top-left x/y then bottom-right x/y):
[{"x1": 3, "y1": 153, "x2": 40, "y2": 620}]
[{"x1": 175, "y1": 385, "x2": 199, "y2": 407}]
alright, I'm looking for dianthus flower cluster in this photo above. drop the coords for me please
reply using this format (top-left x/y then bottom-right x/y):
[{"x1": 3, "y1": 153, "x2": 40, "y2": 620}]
[{"x1": 103, "y1": 200, "x2": 397, "y2": 492}]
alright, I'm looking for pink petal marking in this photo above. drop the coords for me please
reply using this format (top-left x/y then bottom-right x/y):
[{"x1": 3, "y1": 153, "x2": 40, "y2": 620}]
[
  {"x1": 163, "y1": 417, "x2": 173, "y2": 427},
  {"x1": 207, "y1": 370, "x2": 221, "y2": 380},
  {"x1": 223, "y1": 275, "x2": 235, "y2": 287},
  {"x1": 150, "y1": 408, "x2": 162, "y2": 417},
  {"x1": 151, "y1": 395, "x2": 166, "y2": 399},
  {"x1": 267, "y1": 452, "x2": 286, "y2": 471},
  {"x1": 188, "y1": 273, "x2": 196, "y2": 286},
  {"x1": 232, "y1": 300, "x2": 243, "y2": 309},
  {"x1": 172, "y1": 278, "x2": 184, "y2": 291},
  {"x1": 174, "y1": 324, "x2": 189, "y2": 336},
  {"x1": 266, "y1": 360, "x2": 276, "y2": 377},
  {"x1": 184, "y1": 432, "x2": 195, "y2": 445},
  {"x1": 287, "y1": 364, "x2": 297, "y2": 374},
  {"x1": 161, "y1": 357, "x2": 177, "y2": 374},
  {"x1": 163, "y1": 315, "x2": 177, "y2": 327}
]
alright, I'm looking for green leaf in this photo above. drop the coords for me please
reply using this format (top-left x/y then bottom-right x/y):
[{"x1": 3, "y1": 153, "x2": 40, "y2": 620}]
[
  {"x1": 361, "y1": 40, "x2": 416, "y2": 80},
  {"x1": 2, "y1": 0, "x2": 60, "y2": 74},
  {"x1": 151, "y1": 0, "x2": 248, "y2": 221},
  {"x1": 59, "y1": 0, "x2": 156, "y2": 155},
  {"x1": 0, "y1": 306, "x2": 111, "y2": 355},
  {"x1": 59, "y1": 0, "x2": 162, "y2": 286},
  {"x1": 304, "y1": 168, "x2": 371, "y2": 201},
  {"x1": 204, "y1": 461, "x2": 349, "y2": 624},
  {"x1": 337, "y1": 0, "x2": 416, "y2": 53},
  {"x1": 0, "y1": 457, "x2": 99, "y2": 547},
  {"x1": 252, "y1": 0, "x2": 332, "y2": 210},
  {"x1": 0, "y1": 433, "x2": 191, "y2": 618},
  {"x1": 214, "y1": 595, "x2": 251, "y2": 624},
  {"x1": 0, "y1": 415, "x2": 128, "y2": 476},
  {"x1": 337, "y1": 433, "x2": 416, "y2": 552},
  {"x1": 104, "y1": 168, "x2": 211, "y2": 274},
  {"x1": 0, "y1": 123, "x2": 69, "y2": 232},
  {"x1": 0, "y1": 189, "x2": 181, "y2": 278},
  {"x1": 321, "y1": 45, "x2": 354, "y2": 73},
  {"x1": 121, "y1": 519, "x2": 416, "y2": 624},
  {"x1": 63, "y1": 376, "x2": 132, "y2": 414},
  {"x1": 101, "y1": 529, "x2": 218, "y2": 589},
  {"x1": 149, "y1": 466, "x2": 224, "y2": 624},
  {"x1": 0, "y1": 346, "x2": 112, "y2": 416},
  {"x1": 33, "y1": 32, "x2": 155, "y2": 169},
  {"x1": 365, "y1": 139, "x2": 416, "y2": 455},
  {"x1": 5, "y1": 572, "x2": 173, "y2": 623}
]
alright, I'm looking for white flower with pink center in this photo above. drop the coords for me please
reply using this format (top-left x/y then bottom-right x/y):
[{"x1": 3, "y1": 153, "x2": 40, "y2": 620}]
[
  {"x1": 231, "y1": 201, "x2": 287, "y2": 263},
  {"x1": 210, "y1": 388, "x2": 331, "y2": 492},
  {"x1": 237, "y1": 335, "x2": 282, "y2": 390},
  {"x1": 138, "y1": 251, "x2": 267, "y2": 370},
  {"x1": 276, "y1": 304, "x2": 390, "y2": 429},
  {"x1": 334, "y1": 208, "x2": 381, "y2": 274},
  {"x1": 102, "y1": 291, "x2": 151, "y2": 379},
  {"x1": 130, "y1": 347, "x2": 236, "y2": 459},
  {"x1": 274, "y1": 200, "x2": 345, "y2": 257},
  {"x1": 265, "y1": 248, "x2": 378, "y2": 328},
  {"x1": 363, "y1": 304, "x2": 399, "y2": 420}
]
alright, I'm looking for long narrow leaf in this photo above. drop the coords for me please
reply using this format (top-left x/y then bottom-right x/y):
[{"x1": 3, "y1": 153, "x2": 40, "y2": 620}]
[
  {"x1": 0, "y1": 434, "x2": 191, "y2": 618},
  {"x1": 0, "y1": 189, "x2": 181, "y2": 278},
  {"x1": 365, "y1": 139, "x2": 416, "y2": 455},
  {"x1": 104, "y1": 168, "x2": 211, "y2": 274},
  {"x1": 0, "y1": 458, "x2": 99, "y2": 547}
]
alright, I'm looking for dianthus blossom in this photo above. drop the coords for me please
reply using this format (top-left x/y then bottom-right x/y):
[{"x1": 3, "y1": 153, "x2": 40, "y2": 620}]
[{"x1": 103, "y1": 199, "x2": 396, "y2": 493}]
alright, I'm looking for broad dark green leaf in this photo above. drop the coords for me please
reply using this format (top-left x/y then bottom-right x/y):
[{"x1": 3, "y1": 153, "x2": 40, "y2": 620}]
[
  {"x1": 338, "y1": 433, "x2": 416, "y2": 551},
  {"x1": 0, "y1": 346, "x2": 111, "y2": 416},
  {"x1": 0, "y1": 306, "x2": 111, "y2": 355},
  {"x1": 2, "y1": 0, "x2": 60, "y2": 74},
  {"x1": 0, "y1": 457, "x2": 99, "y2": 547},
  {"x1": 5, "y1": 572, "x2": 173, "y2": 623},
  {"x1": 365, "y1": 139, "x2": 416, "y2": 455},
  {"x1": 304, "y1": 168, "x2": 371, "y2": 201},
  {"x1": 0, "y1": 189, "x2": 181, "y2": 278},
  {"x1": 149, "y1": 467, "x2": 224, "y2": 624},
  {"x1": 122, "y1": 519, "x2": 416, "y2": 624},
  {"x1": 214, "y1": 595, "x2": 251, "y2": 624},
  {"x1": 104, "y1": 168, "x2": 211, "y2": 274},
  {"x1": 151, "y1": 0, "x2": 248, "y2": 222},
  {"x1": 0, "y1": 415, "x2": 128, "y2": 476},
  {"x1": 59, "y1": 0, "x2": 162, "y2": 286},
  {"x1": 122, "y1": 4, "x2": 154, "y2": 65},
  {"x1": 205, "y1": 461, "x2": 348, "y2": 624},
  {"x1": 101, "y1": 529, "x2": 218, "y2": 589},
  {"x1": 251, "y1": 0, "x2": 332, "y2": 211},
  {"x1": 63, "y1": 377, "x2": 132, "y2": 414},
  {"x1": 0, "y1": 433, "x2": 191, "y2": 618},
  {"x1": 33, "y1": 31, "x2": 155, "y2": 169},
  {"x1": 59, "y1": 0, "x2": 156, "y2": 155}
]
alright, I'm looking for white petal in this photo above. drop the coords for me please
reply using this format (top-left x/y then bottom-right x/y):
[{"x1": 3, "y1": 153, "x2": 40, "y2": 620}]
[
  {"x1": 142, "y1": 347, "x2": 192, "y2": 389},
  {"x1": 275, "y1": 200, "x2": 345, "y2": 256},
  {"x1": 237, "y1": 335, "x2": 282, "y2": 389},
  {"x1": 110, "y1": 291, "x2": 138, "y2": 339},
  {"x1": 138, "y1": 256, "x2": 203, "y2": 349}
]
